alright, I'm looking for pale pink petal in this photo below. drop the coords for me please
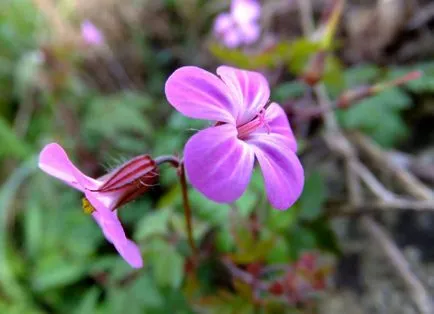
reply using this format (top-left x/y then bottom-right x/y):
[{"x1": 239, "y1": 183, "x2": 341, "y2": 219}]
[
  {"x1": 214, "y1": 13, "x2": 233, "y2": 35},
  {"x1": 38, "y1": 143, "x2": 100, "y2": 192},
  {"x1": 165, "y1": 66, "x2": 238, "y2": 123},
  {"x1": 232, "y1": 0, "x2": 261, "y2": 25},
  {"x1": 88, "y1": 194, "x2": 143, "y2": 268},
  {"x1": 216, "y1": 66, "x2": 270, "y2": 125},
  {"x1": 239, "y1": 21, "x2": 261, "y2": 45},
  {"x1": 184, "y1": 124, "x2": 255, "y2": 203},
  {"x1": 222, "y1": 28, "x2": 243, "y2": 48},
  {"x1": 247, "y1": 135, "x2": 304, "y2": 210},
  {"x1": 251, "y1": 102, "x2": 297, "y2": 151},
  {"x1": 81, "y1": 20, "x2": 104, "y2": 46}
]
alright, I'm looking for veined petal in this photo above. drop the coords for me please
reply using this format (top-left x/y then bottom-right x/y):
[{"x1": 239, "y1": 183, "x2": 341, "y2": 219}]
[
  {"x1": 38, "y1": 143, "x2": 100, "y2": 192},
  {"x1": 247, "y1": 135, "x2": 304, "y2": 210},
  {"x1": 88, "y1": 193, "x2": 143, "y2": 268},
  {"x1": 216, "y1": 66, "x2": 270, "y2": 125},
  {"x1": 165, "y1": 66, "x2": 238, "y2": 123},
  {"x1": 251, "y1": 102, "x2": 297, "y2": 152},
  {"x1": 184, "y1": 124, "x2": 254, "y2": 203},
  {"x1": 232, "y1": 0, "x2": 261, "y2": 25}
]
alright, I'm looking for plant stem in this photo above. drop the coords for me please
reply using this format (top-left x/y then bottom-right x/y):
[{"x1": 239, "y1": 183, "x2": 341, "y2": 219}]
[
  {"x1": 155, "y1": 155, "x2": 196, "y2": 254},
  {"x1": 179, "y1": 163, "x2": 197, "y2": 255}
]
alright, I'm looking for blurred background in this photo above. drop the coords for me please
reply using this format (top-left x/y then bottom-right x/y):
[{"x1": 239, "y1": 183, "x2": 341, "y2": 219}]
[{"x1": 1, "y1": 0, "x2": 434, "y2": 313}]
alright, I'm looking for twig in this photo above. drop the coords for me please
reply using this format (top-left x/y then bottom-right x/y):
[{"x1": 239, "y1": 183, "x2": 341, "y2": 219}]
[
  {"x1": 298, "y1": 2, "x2": 433, "y2": 312},
  {"x1": 351, "y1": 160, "x2": 397, "y2": 201},
  {"x1": 362, "y1": 217, "x2": 432, "y2": 314},
  {"x1": 328, "y1": 199, "x2": 434, "y2": 217},
  {"x1": 350, "y1": 132, "x2": 434, "y2": 200},
  {"x1": 297, "y1": 0, "x2": 315, "y2": 36}
]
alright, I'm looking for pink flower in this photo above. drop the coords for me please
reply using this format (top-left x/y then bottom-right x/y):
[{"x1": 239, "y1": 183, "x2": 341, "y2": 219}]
[
  {"x1": 214, "y1": 0, "x2": 261, "y2": 48},
  {"x1": 81, "y1": 20, "x2": 104, "y2": 46},
  {"x1": 165, "y1": 66, "x2": 304, "y2": 210},
  {"x1": 38, "y1": 143, "x2": 158, "y2": 268}
]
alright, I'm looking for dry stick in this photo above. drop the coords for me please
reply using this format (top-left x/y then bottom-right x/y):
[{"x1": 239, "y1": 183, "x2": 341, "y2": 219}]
[
  {"x1": 331, "y1": 200, "x2": 434, "y2": 216},
  {"x1": 350, "y1": 132, "x2": 434, "y2": 200},
  {"x1": 297, "y1": 2, "x2": 432, "y2": 312},
  {"x1": 361, "y1": 217, "x2": 433, "y2": 314},
  {"x1": 351, "y1": 160, "x2": 397, "y2": 201}
]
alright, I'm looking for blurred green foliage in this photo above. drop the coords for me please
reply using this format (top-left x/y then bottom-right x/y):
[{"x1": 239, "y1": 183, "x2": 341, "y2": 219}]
[{"x1": 0, "y1": 0, "x2": 433, "y2": 313}]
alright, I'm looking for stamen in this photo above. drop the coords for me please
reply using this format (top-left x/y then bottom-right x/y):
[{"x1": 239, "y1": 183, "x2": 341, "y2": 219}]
[
  {"x1": 258, "y1": 109, "x2": 271, "y2": 134},
  {"x1": 237, "y1": 109, "x2": 271, "y2": 139},
  {"x1": 82, "y1": 197, "x2": 95, "y2": 214}
]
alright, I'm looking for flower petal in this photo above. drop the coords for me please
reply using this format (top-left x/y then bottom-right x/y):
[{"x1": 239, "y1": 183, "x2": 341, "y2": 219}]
[
  {"x1": 214, "y1": 13, "x2": 233, "y2": 35},
  {"x1": 252, "y1": 102, "x2": 297, "y2": 152},
  {"x1": 216, "y1": 66, "x2": 270, "y2": 125},
  {"x1": 89, "y1": 194, "x2": 143, "y2": 268},
  {"x1": 81, "y1": 20, "x2": 104, "y2": 46},
  {"x1": 184, "y1": 124, "x2": 254, "y2": 203},
  {"x1": 238, "y1": 21, "x2": 260, "y2": 45},
  {"x1": 38, "y1": 143, "x2": 100, "y2": 192},
  {"x1": 232, "y1": 0, "x2": 261, "y2": 25},
  {"x1": 222, "y1": 29, "x2": 243, "y2": 48},
  {"x1": 165, "y1": 66, "x2": 238, "y2": 123},
  {"x1": 247, "y1": 134, "x2": 304, "y2": 210}
]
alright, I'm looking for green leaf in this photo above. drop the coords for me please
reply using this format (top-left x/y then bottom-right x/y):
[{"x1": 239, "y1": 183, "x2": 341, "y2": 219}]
[
  {"x1": 148, "y1": 239, "x2": 184, "y2": 289},
  {"x1": 310, "y1": 219, "x2": 341, "y2": 255},
  {"x1": 339, "y1": 88, "x2": 412, "y2": 147},
  {"x1": 267, "y1": 205, "x2": 299, "y2": 233},
  {"x1": 272, "y1": 81, "x2": 306, "y2": 103},
  {"x1": 84, "y1": 91, "x2": 153, "y2": 148},
  {"x1": 23, "y1": 200, "x2": 43, "y2": 260},
  {"x1": 32, "y1": 256, "x2": 87, "y2": 292},
  {"x1": 266, "y1": 236, "x2": 290, "y2": 263},
  {"x1": 73, "y1": 287, "x2": 101, "y2": 314},
  {"x1": 134, "y1": 208, "x2": 172, "y2": 240},
  {"x1": 0, "y1": 116, "x2": 31, "y2": 159},
  {"x1": 298, "y1": 172, "x2": 326, "y2": 220},
  {"x1": 323, "y1": 55, "x2": 345, "y2": 97},
  {"x1": 215, "y1": 227, "x2": 235, "y2": 253},
  {"x1": 0, "y1": 157, "x2": 37, "y2": 300},
  {"x1": 287, "y1": 225, "x2": 317, "y2": 261},
  {"x1": 208, "y1": 43, "x2": 291, "y2": 69},
  {"x1": 344, "y1": 64, "x2": 381, "y2": 88},
  {"x1": 14, "y1": 50, "x2": 43, "y2": 98},
  {"x1": 286, "y1": 39, "x2": 322, "y2": 75}
]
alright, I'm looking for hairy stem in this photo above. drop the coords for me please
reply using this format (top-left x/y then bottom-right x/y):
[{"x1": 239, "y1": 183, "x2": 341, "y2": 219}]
[{"x1": 179, "y1": 163, "x2": 196, "y2": 255}]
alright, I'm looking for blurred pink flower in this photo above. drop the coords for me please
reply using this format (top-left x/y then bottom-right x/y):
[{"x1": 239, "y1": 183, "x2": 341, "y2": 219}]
[
  {"x1": 214, "y1": 0, "x2": 261, "y2": 48},
  {"x1": 165, "y1": 66, "x2": 304, "y2": 210},
  {"x1": 81, "y1": 20, "x2": 104, "y2": 46},
  {"x1": 38, "y1": 143, "x2": 158, "y2": 268}
]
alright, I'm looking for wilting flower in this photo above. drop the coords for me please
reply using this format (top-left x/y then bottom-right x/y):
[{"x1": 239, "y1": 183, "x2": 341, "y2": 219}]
[
  {"x1": 214, "y1": 0, "x2": 261, "y2": 48},
  {"x1": 38, "y1": 143, "x2": 158, "y2": 268},
  {"x1": 81, "y1": 20, "x2": 104, "y2": 46},
  {"x1": 165, "y1": 66, "x2": 304, "y2": 210}
]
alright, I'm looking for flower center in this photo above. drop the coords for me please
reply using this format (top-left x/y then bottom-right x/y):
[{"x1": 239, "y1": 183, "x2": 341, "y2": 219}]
[
  {"x1": 82, "y1": 197, "x2": 95, "y2": 214},
  {"x1": 237, "y1": 109, "x2": 270, "y2": 139}
]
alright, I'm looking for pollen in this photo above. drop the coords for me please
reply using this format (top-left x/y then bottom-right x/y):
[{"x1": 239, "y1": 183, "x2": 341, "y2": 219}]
[{"x1": 82, "y1": 197, "x2": 95, "y2": 214}]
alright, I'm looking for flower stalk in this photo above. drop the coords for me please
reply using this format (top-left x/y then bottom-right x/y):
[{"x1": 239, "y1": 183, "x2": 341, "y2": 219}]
[{"x1": 156, "y1": 155, "x2": 196, "y2": 255}]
